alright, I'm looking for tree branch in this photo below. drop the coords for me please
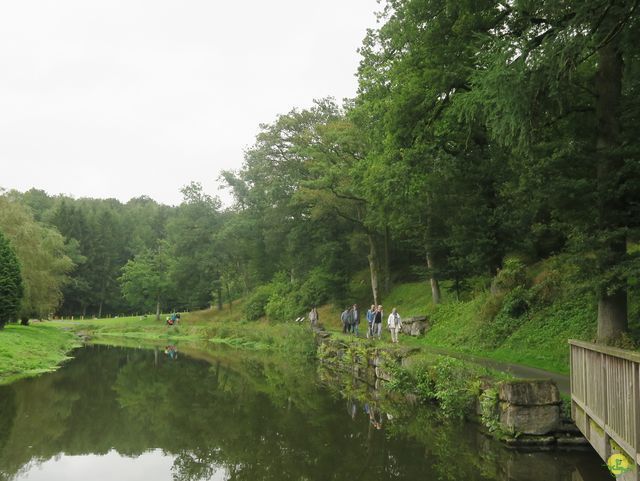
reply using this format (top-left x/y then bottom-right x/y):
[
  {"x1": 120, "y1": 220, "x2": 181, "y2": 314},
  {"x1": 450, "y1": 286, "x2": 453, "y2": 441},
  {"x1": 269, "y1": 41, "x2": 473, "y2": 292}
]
[
  {"x1": 331, "y1": 206, "x2": 367, "y2": 231},
  {"x1": 329, "y1": 186, "x2": 368, "y2": 204}
]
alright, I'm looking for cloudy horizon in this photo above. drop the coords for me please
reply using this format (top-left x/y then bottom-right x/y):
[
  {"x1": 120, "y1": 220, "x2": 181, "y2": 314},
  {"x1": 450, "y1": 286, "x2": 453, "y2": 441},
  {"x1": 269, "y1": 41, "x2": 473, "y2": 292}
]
[{"x1": 0, "y1": 0, "x2": 379, "y2": 206}]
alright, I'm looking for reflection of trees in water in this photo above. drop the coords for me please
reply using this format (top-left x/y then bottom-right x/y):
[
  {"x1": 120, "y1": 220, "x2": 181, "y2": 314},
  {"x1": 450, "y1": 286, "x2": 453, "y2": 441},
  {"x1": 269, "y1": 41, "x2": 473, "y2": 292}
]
[
  {"x1": 0, "y1": 368, "x2": 82, "y2": 480},
  {"x1": 0, "y1": 385, "x2": 16, "y2": 480},
  {"x1": 317, "y1": 363, "x2": 611, "y2": 481},
  {"x1": 0, "y1": 346, "x2": 608, "y2": 481},
  {"x1": 171, "y1": 450, "x2": 219, "y2": 481},
  {"x1": 0, "y1": 346, "x2": 341, "y2": 481}
]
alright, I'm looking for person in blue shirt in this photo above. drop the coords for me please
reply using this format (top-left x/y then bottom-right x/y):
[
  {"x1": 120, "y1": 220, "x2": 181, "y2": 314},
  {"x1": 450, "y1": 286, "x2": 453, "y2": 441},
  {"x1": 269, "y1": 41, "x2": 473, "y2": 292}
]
[{"x1": 366, "y1": 304, "x2": 375, "y2": 338}]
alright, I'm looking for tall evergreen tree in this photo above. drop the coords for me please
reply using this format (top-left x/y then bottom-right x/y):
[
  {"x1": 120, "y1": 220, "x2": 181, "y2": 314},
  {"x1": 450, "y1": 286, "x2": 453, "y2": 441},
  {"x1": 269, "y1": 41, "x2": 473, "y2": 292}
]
[{"x1": 0, "y1": 230, "x2": 23, "y2": 328}]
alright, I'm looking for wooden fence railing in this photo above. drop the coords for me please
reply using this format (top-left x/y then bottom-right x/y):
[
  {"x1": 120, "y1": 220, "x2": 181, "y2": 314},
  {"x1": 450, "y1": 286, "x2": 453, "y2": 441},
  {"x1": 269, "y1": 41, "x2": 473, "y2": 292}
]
[{"x1": 570, "y1": 339, "x2": 640, "y2": 481}]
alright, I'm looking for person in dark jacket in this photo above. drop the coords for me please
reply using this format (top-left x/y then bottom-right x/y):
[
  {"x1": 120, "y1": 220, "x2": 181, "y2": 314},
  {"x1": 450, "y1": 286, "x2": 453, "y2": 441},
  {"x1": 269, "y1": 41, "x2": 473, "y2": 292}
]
[{"x1": 373, "y1": 305, "x2": 383, "y2": 339}]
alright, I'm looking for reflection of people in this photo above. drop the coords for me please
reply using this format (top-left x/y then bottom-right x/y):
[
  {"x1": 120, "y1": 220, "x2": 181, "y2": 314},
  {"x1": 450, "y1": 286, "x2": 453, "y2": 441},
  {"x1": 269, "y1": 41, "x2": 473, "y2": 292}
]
[
  {"x1": 164, "y1": 345, "x2": 178, "y2": 359},
  {"x1": 387, "y1": 308, "x2": 402, "y2": 343},
  {"x1": 347, "y1": 400, "x2": 357, "y2": 420},
  {"x1": 365, "y1": 403, "x2": 383, "y2": 430}
]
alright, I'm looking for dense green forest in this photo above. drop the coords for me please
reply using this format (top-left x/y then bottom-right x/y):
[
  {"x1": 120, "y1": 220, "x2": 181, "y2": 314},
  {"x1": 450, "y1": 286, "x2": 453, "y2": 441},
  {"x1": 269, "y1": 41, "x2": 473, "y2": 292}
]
[{"x1": 1, "y1": 0, "x2": 639, "y2": 343}]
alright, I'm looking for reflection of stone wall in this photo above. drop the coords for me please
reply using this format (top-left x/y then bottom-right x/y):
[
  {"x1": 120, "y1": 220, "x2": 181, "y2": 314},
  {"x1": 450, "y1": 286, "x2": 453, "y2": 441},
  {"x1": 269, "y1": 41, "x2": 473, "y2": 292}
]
[{"x1": 313, "y1": 327, "x2": 586, "y2": 450}]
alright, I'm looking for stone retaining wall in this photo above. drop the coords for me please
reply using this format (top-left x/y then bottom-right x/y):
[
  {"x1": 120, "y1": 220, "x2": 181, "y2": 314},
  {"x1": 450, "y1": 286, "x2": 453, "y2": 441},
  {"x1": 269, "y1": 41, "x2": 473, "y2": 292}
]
[{"x1": 313, "y1": 326, "x2": 586, "y2": 449}]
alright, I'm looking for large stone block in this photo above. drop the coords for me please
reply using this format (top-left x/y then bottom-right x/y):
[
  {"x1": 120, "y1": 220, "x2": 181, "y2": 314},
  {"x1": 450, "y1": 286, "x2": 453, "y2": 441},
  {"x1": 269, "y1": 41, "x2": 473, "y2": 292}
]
[
  {"x1": 375, "y1": 366, "x2": 393, "y2": 382},
  {"x1": 410, "y1": 321, "x2": 427, "y2": 336},
  {"x1": 499, "y1": 380, "x2": 560, "y2": 406},
  {"x1": 500, "y1": 403, "x2": 560, "y2": 435},
  {"x1": 400, "y1": 316, "x2": 430, "y2": 336}
]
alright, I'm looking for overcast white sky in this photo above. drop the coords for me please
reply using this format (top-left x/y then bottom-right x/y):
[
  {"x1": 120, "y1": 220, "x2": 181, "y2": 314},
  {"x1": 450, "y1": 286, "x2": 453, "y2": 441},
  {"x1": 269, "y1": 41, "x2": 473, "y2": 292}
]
[{"x1": 0, "y1": 0, "x2": 379, "y2": 206}]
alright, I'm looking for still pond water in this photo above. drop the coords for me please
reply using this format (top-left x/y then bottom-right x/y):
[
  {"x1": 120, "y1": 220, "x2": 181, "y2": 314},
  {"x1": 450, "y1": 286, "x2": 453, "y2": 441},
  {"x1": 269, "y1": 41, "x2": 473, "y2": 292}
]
[{"x1": 0, "y1": 345, "x2": 609, "y2": 481}]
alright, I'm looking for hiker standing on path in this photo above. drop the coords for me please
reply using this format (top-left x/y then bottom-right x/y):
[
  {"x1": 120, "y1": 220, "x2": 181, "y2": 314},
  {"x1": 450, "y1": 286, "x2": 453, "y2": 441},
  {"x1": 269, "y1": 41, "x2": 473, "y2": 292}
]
[
  {"x1": 308, "y1": 306, "x2": 319, "y2": 327},
  {"x1": 352, "y1": 304, "x2": 360, "y2": 336},
  {"x1": 388, "y1": 307, "x2": 402, "y2": 343},
  {"x1": 366, "y1": 304, "x2": 375, "y2": 338},
  {"x1": 341, "y1": 307, "x2": 351, "y2": 333},
  {"x1": 373, "y1": 305, "x2": 383, "y2": 339}
]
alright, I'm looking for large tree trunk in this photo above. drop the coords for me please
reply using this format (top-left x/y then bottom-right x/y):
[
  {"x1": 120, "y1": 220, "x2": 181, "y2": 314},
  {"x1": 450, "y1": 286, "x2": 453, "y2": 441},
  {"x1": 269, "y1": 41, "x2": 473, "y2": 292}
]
[
  {"x1": 155, "y1": 298, "x2": 161, "y2": 321},
  {"x1": 426, "y1": 251, "x2": 441, "y2": 305},
  {"x1": 597, "y1": 288, "x2": 627, "y2": 342},
  {"x1": 367, "y1": 234, "x2": 380, "y2": 306},
  {"x1": 425, "y1": 192, "x2": 442, "y2": 305},
  {"x1": 383, "y1": 225, "x2": 391, "y2": 295},
  {"x1": 595, "y1": 25, "x2": 627, "y2": 342},
  {"x1": 98, "y1": 301, "x2": 103, "y2": 319}
]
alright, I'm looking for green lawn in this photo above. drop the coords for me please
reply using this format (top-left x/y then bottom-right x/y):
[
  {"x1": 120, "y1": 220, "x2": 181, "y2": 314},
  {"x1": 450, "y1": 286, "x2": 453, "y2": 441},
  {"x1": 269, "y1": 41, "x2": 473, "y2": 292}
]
[
  {"x1": 0, "y1": 303, "x2": 314, "y2": 385},
  {"x1": 0, "y1": 323, "x2": 80, "y2": 385}
]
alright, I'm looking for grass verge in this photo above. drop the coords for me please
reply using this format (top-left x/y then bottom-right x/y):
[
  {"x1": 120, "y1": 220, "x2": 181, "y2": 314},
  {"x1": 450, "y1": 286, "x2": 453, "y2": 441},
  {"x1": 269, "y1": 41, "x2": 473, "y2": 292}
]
[{"x1": 0, "y1": 323, "x2": 80, "y2": 385}]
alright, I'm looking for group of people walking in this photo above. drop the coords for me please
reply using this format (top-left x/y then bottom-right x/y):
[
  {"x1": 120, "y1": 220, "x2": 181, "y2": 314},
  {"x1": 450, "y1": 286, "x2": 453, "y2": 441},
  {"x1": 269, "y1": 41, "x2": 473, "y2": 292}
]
[
  {"x1": 308, "y1": 303, "x2": 403, "y2": 343},
  {"x1": 340, "y1": 304, "x2": 403, "y2": 343}
]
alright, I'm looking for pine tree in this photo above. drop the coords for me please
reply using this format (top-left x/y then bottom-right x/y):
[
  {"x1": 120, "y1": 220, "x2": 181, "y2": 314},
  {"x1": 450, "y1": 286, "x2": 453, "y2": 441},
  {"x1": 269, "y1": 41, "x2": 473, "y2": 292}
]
[{"x1": 0, "y1": 230, "x2": 23, "y2": 328}]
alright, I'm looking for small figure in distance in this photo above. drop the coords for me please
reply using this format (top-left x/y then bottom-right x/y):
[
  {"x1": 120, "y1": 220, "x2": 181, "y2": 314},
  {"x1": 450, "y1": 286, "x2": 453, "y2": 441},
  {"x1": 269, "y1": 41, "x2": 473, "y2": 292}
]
[
  {"x1": 341, "y1": 306, "x2": 351, "y2": 334},
  {"x1": 387, "y1": 307, "x2": 402, "y2": 343},
  {"x1": 308, "y1": 306, "x2": 319, "y2": 328},
  {"x1": 366, "y1": 304, "x2": 375, "y2": 339},
  {"x1": 352, "y1": 304, "x2": 360, "y2": 337},
  {"x1": 373, "y1": 305, "x2": 383, "y2": 340}
]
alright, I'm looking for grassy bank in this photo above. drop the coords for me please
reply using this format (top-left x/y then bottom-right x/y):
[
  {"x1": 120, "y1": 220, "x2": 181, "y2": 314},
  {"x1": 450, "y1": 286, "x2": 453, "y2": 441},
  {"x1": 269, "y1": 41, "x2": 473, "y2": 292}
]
[
  {"x1": 367, "y1": 274, "x2": 627, "y2": 374},
  {"x1": 0, "y1": 301, "x2": 315, "y2": 385},
  {"x1": 53, "y1": 305, "x2": 315, "y2": 357},
  {"x1": 423, "y1": 292, "x2": 598, "y2": 374},
  {"x1": 2, "y1": 257, "x2": 630, "y2": 385},
  {"x1": 0, "y1": 323, "x2": 80, "y2": 385}
]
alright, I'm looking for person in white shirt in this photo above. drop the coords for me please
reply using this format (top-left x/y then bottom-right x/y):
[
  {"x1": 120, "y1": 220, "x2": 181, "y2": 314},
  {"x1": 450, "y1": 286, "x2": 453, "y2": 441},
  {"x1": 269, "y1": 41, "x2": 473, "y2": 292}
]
[
  {"x1": 387, "y1": 307, "x2": 402, "y2": 343},
  {"x1": 308, "y1": 306, "x2": 319, "y2": 327}
]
